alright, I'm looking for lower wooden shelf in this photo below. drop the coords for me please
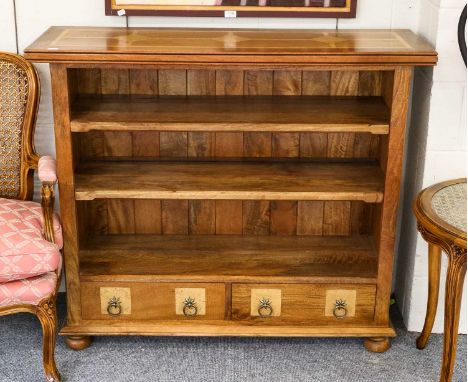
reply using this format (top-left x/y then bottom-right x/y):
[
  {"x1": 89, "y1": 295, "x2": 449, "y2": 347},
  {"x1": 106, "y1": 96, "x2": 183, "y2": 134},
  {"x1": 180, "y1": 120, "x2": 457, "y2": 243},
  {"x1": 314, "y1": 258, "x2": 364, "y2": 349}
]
[{"x1": 79, "y1": 234, "x2": 378, "y2": 283}]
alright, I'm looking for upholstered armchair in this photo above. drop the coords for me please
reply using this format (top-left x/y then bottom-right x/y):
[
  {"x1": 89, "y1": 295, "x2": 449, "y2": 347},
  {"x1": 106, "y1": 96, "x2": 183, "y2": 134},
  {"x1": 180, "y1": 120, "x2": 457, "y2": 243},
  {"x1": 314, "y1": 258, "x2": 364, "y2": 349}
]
[{"x1": 0, "y1": 53, "x2": 62, "y2": 382}]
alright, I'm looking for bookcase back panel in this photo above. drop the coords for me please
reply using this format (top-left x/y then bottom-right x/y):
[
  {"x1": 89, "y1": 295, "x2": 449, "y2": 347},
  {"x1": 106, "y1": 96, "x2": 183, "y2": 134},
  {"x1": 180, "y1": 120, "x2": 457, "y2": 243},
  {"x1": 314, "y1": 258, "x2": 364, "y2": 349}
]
[
  {"x1": 80, "y1": 199, "x2": 374, "y2": 237},
  {"x1": 71, "y1": 68, "x2": 384, "y2": 98},
  {"x1": 76, "y1": 131, "x2": 380, "y2": 161},
  {"x1": 71, "y1": 68, "x2": 388, "y2": 162},
  {"x1": 73, "y1": 68, "x2": 387, "y2": 241}
]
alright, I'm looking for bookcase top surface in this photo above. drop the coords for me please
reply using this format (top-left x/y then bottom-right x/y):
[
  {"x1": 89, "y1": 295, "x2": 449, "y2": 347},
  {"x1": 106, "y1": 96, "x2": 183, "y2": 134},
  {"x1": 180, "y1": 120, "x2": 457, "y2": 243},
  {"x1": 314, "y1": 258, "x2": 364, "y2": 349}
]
[{"x1": 25, "y1": 27, "x2": 437, "y2": 66}]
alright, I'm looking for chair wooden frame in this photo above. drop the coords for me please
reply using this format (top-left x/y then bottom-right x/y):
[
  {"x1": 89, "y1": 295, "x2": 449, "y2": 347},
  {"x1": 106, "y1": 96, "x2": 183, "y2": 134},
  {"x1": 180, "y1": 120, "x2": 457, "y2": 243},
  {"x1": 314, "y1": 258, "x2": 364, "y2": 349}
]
[
  {"x1": 0, "y1": 52, "x2": 61, "y2": 382},
  {"x1": 414, "y1": 178, "x2": 467, "y2": 382}
]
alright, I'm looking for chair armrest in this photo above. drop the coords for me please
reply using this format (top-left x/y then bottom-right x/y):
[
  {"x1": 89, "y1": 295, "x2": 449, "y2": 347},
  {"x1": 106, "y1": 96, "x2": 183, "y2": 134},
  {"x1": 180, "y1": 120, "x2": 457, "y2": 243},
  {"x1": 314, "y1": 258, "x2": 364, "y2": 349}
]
[
  {"x1": 39, "y1": 156, "x2": 57, "y2": 244},
  {"x1": 38, "y1": 156, "x2": 57, "y2": 183}
]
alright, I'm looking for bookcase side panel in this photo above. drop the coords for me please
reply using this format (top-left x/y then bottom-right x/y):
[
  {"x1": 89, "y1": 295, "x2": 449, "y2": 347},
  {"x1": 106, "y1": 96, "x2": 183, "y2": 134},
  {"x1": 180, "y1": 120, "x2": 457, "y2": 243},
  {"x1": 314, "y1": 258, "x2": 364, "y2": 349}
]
[
  {"x1": 51, "y1": 64, "x2": 82, "y2": 325},
  {"x1": 374, "y1": 67, "x2": 412, "y2": 326}
]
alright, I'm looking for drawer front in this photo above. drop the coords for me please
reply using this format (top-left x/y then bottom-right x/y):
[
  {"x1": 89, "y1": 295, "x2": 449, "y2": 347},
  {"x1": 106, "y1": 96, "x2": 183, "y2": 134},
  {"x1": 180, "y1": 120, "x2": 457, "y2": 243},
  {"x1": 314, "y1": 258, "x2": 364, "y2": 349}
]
[
  {"x1": 81, "y1": 282, "x2": 225, "y2": 320},
  {"x1": 232, "y1": 284, "x2": 376, "y2": 325}
]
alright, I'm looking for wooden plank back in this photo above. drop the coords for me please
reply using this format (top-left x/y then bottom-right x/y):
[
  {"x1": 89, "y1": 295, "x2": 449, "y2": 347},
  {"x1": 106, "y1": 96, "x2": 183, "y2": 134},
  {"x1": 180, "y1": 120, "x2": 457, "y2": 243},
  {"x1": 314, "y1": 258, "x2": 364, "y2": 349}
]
[
  {"x1": 75, "y1": 68, "x2": 384, "y2": 238},
  {"x1": 82, "y1": 199, "x2": 373, "y2": 237}
]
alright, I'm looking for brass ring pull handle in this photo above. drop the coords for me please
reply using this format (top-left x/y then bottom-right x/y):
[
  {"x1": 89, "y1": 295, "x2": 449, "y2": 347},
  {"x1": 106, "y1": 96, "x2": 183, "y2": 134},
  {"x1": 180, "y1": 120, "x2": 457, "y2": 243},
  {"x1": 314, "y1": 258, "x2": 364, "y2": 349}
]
[
  {"x1": 333, "y1": 299, "x2": 348, "y2": 319},
  {"x1": 107, "y1": 296, "x2": 122, "y2": 317},
  {"x1": 183, "y1": 297, "x2": 198, "y2": 317},
  {"x1": 258, "y1": 298, "x2": 273, "y2": 317}
]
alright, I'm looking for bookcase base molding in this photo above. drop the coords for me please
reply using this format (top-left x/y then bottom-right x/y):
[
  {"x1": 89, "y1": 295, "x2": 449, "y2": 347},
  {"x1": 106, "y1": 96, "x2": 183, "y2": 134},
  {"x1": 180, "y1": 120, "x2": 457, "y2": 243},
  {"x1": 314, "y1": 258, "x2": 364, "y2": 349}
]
[{"x1": 24, "y1": 27, "x2": 437, "y2": 353}]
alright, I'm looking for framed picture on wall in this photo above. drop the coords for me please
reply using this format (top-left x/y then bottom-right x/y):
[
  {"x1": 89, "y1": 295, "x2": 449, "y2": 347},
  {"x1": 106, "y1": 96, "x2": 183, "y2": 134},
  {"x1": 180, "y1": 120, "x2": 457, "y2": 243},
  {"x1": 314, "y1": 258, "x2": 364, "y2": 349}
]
[{"x1": 105, "y1": 0, "x2": 357, "y2": 18}]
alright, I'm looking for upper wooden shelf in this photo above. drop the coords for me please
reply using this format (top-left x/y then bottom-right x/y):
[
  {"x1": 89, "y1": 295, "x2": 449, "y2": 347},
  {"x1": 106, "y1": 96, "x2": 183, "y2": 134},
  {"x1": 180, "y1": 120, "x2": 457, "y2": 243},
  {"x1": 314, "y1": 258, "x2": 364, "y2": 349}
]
[
  {"x1": 79, "y1": 234, "x2": 378, "y2": 284},
  {"x1": 24, "y1": 27, "x2": 437, "y2": 66},
  {"x1": 71, "y1": 96, "x2": 389, "y2": 134},
  {"x1": 74, "y1": 161, "x2": 384, "y2": 202}
]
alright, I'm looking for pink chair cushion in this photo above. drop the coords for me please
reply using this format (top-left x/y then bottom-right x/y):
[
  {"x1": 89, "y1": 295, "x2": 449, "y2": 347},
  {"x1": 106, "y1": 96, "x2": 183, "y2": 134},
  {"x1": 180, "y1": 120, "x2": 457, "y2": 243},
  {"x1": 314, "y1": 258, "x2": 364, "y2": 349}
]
[
  {"x1": 0, "y1": 198, "x2": 62, "y2": 283},
  {"x1": 38, "y1": 156, "x2": 57, "y2": 183},
  {"x1": 0, "y1": 272, "x2": 57, "y2": 307}
]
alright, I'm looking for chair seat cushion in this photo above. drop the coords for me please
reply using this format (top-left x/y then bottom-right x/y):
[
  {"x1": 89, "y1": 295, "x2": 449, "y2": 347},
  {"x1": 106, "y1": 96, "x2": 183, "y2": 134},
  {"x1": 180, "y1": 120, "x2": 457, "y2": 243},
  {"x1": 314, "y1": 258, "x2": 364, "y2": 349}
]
[
  {"x1": 0, "y1": 198, "x2": 62, "y2": 283},
  {"x1": 0, "y1": 272, "x2": 57, "y2": 307}
]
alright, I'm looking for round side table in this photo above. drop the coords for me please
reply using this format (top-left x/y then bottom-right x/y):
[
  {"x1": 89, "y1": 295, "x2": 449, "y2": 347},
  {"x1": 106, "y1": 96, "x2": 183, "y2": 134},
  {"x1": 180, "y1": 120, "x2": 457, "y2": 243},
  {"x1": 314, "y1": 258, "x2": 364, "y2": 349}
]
[{"x1": 413, "y1": 178, "x2": 467, "y2": 382}]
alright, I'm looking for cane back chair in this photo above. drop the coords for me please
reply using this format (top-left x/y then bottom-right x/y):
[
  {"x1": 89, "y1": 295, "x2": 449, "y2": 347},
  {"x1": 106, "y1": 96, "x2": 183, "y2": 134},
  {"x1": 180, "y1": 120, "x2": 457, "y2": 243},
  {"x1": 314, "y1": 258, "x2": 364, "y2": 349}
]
[{"x1": 0, "y1": 52, "x2": 62, "y2": 382}]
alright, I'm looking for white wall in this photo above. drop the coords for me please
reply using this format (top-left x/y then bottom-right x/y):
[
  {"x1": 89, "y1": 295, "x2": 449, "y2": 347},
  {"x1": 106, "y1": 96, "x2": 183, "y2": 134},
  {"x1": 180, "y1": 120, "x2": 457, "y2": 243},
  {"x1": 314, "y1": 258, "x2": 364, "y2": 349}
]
[
  {"x1": 396, "y1": 0, "x2": 467, "y2": 333},
  {"x1": 124, "y1": 0, "x2": 418, "y2": 28},
  {"x1": 0, "y1": 0, "x2": 17, "y2": 52},
  {"x1": 2, "y1": 0, "x2": 466, "y2": 333}
]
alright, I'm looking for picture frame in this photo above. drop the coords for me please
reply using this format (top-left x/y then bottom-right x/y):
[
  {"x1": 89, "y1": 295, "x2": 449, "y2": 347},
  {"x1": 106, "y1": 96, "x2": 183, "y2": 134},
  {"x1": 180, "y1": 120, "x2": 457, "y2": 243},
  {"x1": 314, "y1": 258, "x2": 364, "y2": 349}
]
[{"x1": 105, "y1": 0, "x2": 357, "y2": 18}]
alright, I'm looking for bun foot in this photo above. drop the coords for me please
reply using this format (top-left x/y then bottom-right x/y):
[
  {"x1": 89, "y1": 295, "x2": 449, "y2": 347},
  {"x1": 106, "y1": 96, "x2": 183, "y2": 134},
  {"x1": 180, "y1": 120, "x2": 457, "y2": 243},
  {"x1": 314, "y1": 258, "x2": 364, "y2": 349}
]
[
  {"x1": 65, "y1": 336, "x2": 92, "y2": 351},
  {"x1": 364, "y1": 337, "x2": 391, "y2": 353}
]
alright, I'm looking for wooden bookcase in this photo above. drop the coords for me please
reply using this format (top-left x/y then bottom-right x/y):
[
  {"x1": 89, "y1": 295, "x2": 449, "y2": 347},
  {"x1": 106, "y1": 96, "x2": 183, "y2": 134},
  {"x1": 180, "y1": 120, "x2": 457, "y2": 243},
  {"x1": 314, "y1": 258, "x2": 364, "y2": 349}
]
[{"x1": 25, "y1": 27, "x2": 437, "y2": 352}]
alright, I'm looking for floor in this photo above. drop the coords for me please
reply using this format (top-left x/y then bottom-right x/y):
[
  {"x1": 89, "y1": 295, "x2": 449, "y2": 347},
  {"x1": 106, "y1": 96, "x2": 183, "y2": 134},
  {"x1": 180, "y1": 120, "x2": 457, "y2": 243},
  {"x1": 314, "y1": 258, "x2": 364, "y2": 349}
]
[{"x1": 0, "y1": 294, "x2": 466, "y2": 382}]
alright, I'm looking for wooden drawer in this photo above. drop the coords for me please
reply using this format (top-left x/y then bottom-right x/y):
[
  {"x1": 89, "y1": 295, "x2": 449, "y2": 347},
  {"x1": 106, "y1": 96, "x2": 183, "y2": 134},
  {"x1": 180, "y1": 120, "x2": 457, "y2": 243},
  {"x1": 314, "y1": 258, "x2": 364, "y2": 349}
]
[
  {"x1": 231, "y1": 284, "x2": 376, "y2": 325},
  {"x1": 81, "y1": 282, "x2": 226, "y2": 320}
]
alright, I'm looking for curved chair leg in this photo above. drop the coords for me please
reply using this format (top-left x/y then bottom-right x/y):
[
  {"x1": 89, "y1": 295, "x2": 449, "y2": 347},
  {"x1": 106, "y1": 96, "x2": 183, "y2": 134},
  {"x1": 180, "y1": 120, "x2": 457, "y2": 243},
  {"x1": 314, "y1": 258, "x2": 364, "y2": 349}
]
[
  {"x1": 417, "y1": 243, "x2": 442, "y2": 349},
  {"x1": 439, "y1": 248, "x2": 466, "y2": 382},
  {"x1": 36, "y1": 298, "x2": 61, "y2": 382}
]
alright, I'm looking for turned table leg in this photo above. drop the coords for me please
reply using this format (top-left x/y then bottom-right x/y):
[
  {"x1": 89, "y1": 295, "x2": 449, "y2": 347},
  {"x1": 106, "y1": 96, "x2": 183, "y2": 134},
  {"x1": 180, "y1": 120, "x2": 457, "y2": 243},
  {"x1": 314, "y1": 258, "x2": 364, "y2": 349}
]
[
  {"x1": 439, "y1": 247, "x2": 466, "y2": 382},
  {"x1": 65, "y1": 336, "x2": 93, "y2": 351},
  {"x1": 417, "y1": 243, "x2": 442, "y2": 349}
]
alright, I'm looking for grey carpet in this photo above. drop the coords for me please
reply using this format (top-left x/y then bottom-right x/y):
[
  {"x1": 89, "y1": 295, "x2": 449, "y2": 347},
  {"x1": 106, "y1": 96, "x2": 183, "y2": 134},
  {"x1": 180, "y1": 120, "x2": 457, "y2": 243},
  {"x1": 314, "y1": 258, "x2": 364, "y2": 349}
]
[{"x1": 0, "y1": 294, "x2": 466, "y2": 382}]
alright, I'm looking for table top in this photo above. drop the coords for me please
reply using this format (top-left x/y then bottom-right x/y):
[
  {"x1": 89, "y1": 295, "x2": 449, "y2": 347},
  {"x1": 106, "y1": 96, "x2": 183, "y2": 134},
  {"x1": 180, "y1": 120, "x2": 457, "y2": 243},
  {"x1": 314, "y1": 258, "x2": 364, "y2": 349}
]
[
  {"x1": 431, "y1": 182, "x2": 466, "y2": 232},
  {"x1": 24, "y1": 27, "x2": 437, "y2": 66},
  {"x1": 414, "y1": 179, "x2": 467, "y2": 247}
]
